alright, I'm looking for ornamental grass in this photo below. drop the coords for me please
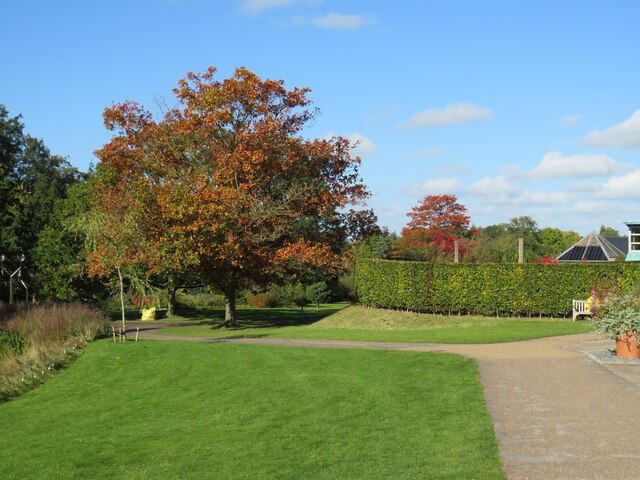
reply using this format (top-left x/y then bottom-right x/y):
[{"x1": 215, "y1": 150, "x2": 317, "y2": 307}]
[{"x1": 0, "y1": 303, "x2": 110, "y2": 402}]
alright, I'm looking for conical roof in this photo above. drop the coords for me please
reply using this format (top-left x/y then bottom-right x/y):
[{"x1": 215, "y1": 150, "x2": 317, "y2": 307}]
[{"x1": 556, "y1": 231, "x2": 625, "y2": 262}]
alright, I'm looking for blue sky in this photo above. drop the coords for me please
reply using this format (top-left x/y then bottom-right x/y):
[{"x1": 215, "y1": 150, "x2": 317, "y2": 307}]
[{"x1": 3, "y1": 0, "x2": 640, "y2": 235}]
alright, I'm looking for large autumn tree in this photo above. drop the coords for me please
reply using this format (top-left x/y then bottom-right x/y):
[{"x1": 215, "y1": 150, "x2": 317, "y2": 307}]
[
  {"x1": 396, "y1": 194, "x2": 476, "y2": 261},
  {"x1": 91, "y1": 67, "x2": 370, "y2": 326}
]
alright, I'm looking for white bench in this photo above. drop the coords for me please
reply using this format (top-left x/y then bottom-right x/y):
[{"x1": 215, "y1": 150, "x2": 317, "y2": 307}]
[{"x1": 572, "y1": 299, "x2": 593, "y2": 322}]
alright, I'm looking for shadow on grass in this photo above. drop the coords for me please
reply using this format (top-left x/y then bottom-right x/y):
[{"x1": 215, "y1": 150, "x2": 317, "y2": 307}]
[
  {"x1": 176, "y1": 304, "x2": 346, "y2": 330},
  {"x1": 106, "y1": 304, "x2": 349, "y2": 335},
  {"x1": 107, "y1": 309, "x2": 170, "y2": 322}
]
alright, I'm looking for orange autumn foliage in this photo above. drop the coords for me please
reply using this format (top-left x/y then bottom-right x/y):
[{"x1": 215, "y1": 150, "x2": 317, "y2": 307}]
[{"x1": 91, "y1": 67, "x2": 370, "y2": 324}]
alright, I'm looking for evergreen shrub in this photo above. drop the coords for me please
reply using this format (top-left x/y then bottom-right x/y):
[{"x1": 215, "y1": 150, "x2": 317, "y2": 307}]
[{"x1": 306, "y1": 282, "x2": 331, "y2": 309}]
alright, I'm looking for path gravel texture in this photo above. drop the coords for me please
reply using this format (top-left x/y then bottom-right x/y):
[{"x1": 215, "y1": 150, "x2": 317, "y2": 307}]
[{"x1": 126, "y1": 322, "x2": 640, "y2": 480}]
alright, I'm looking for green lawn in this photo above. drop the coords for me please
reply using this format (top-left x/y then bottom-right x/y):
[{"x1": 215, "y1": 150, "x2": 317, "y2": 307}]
[
  {"x1": 159, "y1": 304, "x2": 593, "y2": 344},
  {"x1": 0, "y1": 339, "x2": 504, "y2": 479}
]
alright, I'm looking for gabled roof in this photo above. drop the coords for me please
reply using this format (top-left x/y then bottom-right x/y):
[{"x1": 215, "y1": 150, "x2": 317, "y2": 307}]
[{"x1": 556, "y1": 231, "x2": 625, "y2": 262}]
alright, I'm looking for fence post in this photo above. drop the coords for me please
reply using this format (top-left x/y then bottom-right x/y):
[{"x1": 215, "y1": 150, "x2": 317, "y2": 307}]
[{"x1": 518, "y1": 237, "x2": 524, "y2": 264}]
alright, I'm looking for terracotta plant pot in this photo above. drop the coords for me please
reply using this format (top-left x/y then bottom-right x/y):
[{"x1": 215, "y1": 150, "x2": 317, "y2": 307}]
[{"x1": 615, "y1": 332, "x2": 640, "y2": 359}]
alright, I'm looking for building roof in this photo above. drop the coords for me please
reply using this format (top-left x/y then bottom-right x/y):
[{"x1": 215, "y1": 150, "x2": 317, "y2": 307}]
[
  {"x1": 603, "y1": 236, "x2": 628, "y2": 254},
  {"x1": 556, "y1": 231, "x2": 625, "y2": 262}
]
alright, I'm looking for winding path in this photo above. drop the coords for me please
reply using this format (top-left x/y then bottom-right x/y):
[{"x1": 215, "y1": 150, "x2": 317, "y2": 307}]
[{"x1": 127, "y1": 322, "x2": 640, "y2": 480}]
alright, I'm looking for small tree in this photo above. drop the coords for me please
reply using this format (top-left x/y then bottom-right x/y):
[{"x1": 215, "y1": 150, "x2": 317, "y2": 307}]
[
  {"x1": 396, "y1": 194, "x2": 475, "y2": 261},
  {"x1": 34, "y1": 181, "x2": 109, "y2": 302},
  {"x1": 600, "y1": 225, "x2": 621, "y2": 237},
  {"x1": 282, "y1": 283, "x2": 307, "y2": 312},
  {"x1": 306, "y1": 282, "x2": 331, "y2": 309}
]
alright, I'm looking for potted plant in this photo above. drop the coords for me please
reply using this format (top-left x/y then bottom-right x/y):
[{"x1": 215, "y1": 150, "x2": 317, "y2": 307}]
[{"x1": 590, "y1": 292, "x2": 640, "y2": 359}]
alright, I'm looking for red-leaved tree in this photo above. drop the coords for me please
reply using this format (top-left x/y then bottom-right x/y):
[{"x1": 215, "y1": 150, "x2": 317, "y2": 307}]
[
  {"x1": 90, "y1": 67, "x2": 370, "y2": 326},
  {"x1": 396, "y1": 194, "x2": 476, "y2": 261}
]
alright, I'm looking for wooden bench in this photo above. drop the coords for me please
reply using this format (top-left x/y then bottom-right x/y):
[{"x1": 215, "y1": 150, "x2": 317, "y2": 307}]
[{"x1": 572, "y1": 299, "x2": 593, "y2": 322}]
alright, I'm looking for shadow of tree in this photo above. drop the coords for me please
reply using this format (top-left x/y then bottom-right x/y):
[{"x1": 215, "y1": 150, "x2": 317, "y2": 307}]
[
  {"x1": 176, "y1": 305, "x2": 345, "y2": 330},
  {"x1": 107, "y1": 308, "x2": 170, "y2": 322}
]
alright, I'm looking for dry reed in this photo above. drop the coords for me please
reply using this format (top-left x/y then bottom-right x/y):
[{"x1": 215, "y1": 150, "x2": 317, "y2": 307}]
[{"x1": 0, "y1": 303, "x2": 110, "y2": 402}]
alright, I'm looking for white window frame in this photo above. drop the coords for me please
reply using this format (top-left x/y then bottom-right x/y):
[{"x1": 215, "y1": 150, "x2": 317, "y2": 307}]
[{"x1": 629, "y1": 226, "x2": 640, "y2": 251}]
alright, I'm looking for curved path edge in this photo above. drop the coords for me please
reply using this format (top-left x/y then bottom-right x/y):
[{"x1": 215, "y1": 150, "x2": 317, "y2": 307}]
[
  {"x1": 127, "y1": 320, "x2": 598, "y2": 355},
  {"x1": 124, "y1": 321, "x2": 639, "y2": 385}
]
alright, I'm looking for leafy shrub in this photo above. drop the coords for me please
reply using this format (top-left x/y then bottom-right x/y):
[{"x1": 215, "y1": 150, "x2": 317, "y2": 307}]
[
  {"x1": 247, "y1": 286, "x2": 282, "y2": 308},
  {"x1": 281, "y1": 284, "x2": 307, "y2": 309},
  {"x1": 306, "y1": 282, "x2": 331, "y2": 309},
  {"x1": 355, "y1": 259, "x2": 640, "y2": 317},
  {"x1": 99, "y1": 296, "x2": 125, "y2": 311},
  {"x1": 590, "y1": 288, "x2": 640, "y2": 342},
  {"x1": 175, "y1": 292, "x2": 227, "y2": 308},
  {"x1": 333, "y1": 274, "x2": 355, "y2": 301},
  {"x1": 130, "y1": 295, "x2": 157, "y2": 308}
]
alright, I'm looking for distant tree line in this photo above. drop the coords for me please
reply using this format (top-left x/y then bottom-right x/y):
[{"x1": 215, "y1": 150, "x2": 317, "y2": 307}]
[
  {"x1": 353, "y1": 194, "x2": 622, "y2": 264},
  {"x1": 0, "y1": 105, "x2": 108, "y2": 303}
]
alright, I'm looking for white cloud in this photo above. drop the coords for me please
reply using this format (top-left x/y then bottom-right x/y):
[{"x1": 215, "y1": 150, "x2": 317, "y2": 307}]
[
  {"x1": 513, "y1": 191, "x2": 572, "y2": 206},
  {"x1": 585, "y1": 110, "x2": 640, "y2": 150},
  {"x1": 466, "y1": 175, "x2": 521, "y2": 197},
  {"x1": 372, "y1": 204, "x2": 406, "y2": 219},
  {"x1": 570, "y1": 201, "x2": 609, "y2": 214},
  {"x1": 566, "y1": 181, "x2": 600, "y2": 192},
  {"x1": 414, "y1": 177, "x2": 460, "y2": 195},
  {"x1": 595, "y1": 170, "x2": 640, "y2": 200},
  {"x1": 557, "y1": 114, "x2": 582, "y2": 126},
  {"x1": 348, "y1": 132, "x2": 378, "y2": 156},
  {"x1": 402, "y1": 177, "x2": 460, "y2": 199},
  {"x1": 408, "y1": 147, "x2": 446, "y2": 158},
  {"x1": 311, "y1": 13, "x2": 375, "y2": 30},
  {"x1": 466, "y1": 175, "x2": 572, "y2": 206},
  {"x1": 524, "y1": 151, "x2": 633, "y2": 179},
  {"x1": 240, "y1": 0, "x2": 299, "y2": 14},
  {"x1": 393, "y1": 103, "x2": 493, "y2": 130}
]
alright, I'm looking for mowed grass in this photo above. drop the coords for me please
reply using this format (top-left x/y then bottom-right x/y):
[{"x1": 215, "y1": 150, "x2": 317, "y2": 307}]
[
  {"x1": 160, "y1": 304, "x2": 593, "y2": 343},
  {"x1": 0, "y1": 340, "x2": 505, "y2": 480}
]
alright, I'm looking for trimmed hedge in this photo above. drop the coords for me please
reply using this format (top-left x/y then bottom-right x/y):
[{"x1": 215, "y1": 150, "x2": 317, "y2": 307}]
[
  {"x1": 355, "y1": 259, "x2": 433, "y2": 311},
  {"x1": 355, "y1": 259, "x2": 640, "y2": 317}
]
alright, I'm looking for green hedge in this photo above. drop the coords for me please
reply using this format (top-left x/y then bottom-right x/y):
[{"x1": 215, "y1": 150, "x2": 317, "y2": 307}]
[
  {"x1": 355, "y1": 259, "x2": 434, "y2": 311},
  {"x1": 355, "y1": 259, "x2": 640, "y2": 316}
]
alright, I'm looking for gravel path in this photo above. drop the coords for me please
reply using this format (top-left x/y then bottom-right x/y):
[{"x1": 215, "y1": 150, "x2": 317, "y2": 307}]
[{"x1": 125, "y1": 322, "x2": 640, "y2": 480}]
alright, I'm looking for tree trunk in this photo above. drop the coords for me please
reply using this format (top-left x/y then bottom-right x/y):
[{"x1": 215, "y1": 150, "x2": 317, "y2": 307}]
[
  {"x1": 166, "y1": 287, "x2": 177, "y2": 318},
  {"x1": 116, "y1": 265, "x2": 126, "y2": 334},
  {"x1": 221, "y1": 290, "x2": 239, "y2": 328}
]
